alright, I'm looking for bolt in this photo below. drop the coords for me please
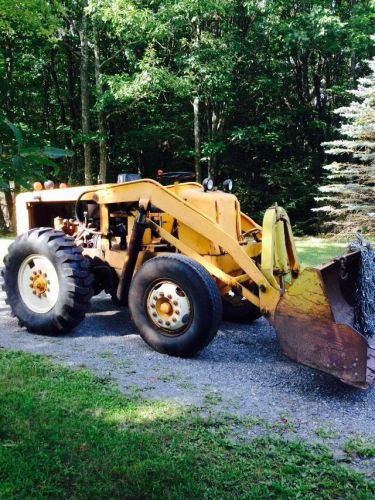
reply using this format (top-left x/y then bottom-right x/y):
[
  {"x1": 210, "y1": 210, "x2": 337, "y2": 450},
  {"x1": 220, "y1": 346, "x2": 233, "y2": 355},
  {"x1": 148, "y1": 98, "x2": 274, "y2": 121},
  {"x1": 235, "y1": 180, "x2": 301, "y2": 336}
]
[{"x1": 259, "y1": 284, "x2": 267, "y2": 293}]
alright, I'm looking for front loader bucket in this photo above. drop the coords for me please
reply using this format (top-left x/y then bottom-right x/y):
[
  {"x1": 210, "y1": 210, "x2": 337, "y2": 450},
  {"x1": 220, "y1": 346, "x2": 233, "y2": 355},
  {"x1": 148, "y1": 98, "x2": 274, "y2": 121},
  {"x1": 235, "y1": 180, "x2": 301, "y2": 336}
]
[{"x1": 274, "y1": 252, "x2": 375, "y2": 388}]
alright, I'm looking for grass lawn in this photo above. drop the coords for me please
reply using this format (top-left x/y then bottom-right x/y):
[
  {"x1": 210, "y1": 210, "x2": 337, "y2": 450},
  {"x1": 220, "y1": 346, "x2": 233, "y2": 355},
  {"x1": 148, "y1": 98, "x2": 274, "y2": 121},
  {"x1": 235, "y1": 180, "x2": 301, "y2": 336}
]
[
  {"x1": 0, "y1": 350, "x2": 374, "y2": 499},
  {"x1": 295, "y1": 237, "x2": 349, "y2": 268}
]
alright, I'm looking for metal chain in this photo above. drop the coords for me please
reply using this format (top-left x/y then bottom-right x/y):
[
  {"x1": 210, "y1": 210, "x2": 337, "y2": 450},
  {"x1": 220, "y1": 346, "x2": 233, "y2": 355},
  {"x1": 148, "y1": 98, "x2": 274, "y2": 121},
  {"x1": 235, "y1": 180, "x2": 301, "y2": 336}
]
[{"x1": 348, "y1": 234, "x2": 375, "y2": 338}]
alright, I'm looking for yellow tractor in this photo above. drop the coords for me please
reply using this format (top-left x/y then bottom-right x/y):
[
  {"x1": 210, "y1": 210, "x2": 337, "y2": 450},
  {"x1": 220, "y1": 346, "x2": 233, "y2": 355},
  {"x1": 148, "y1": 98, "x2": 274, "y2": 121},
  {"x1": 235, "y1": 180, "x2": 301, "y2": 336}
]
[{"x1": 2, "y1": 173, "x2": 374, "y2": 388}]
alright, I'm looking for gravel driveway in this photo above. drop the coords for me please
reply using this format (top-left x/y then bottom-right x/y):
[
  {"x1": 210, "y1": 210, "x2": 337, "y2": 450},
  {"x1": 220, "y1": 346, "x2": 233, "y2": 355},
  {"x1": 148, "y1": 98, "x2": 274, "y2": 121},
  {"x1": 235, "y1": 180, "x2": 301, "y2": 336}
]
[{"x1": 0, "y1": 275, "x2": 374, "y2": 476}]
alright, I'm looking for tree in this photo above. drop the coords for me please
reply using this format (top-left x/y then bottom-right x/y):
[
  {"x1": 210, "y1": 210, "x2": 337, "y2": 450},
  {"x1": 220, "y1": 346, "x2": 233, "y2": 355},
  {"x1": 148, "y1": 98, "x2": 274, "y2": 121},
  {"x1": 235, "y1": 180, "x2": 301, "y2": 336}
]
[
  {"x1": 0, "y1": 118, "x2": 73, "y2": 229},
  {"x1": 1, "y1": 0, "x2": 374, "y2": 233},
  {"x1": 79, "y1": 0, "x2": 93, "y2": 185},
  {"x1": 315, "y1": 56, "x2": 375, "y2": 235}
]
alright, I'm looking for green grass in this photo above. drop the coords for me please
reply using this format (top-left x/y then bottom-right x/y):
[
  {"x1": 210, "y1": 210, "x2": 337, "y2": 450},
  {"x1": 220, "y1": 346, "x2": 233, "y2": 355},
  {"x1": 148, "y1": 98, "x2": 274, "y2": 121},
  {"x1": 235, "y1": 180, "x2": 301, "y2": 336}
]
[
  {"x1": 295, "y1": 236, "x2": 375, "y2": 268},
  {"x1": 344, "y1": 436, "x2": 375, "y2": 460},
  {"x1": 0, "y1": 351, "x2": 374, "y2": 499},
  {"x1": 295, "y1": 237, "x2": 348, "y2": 268}
]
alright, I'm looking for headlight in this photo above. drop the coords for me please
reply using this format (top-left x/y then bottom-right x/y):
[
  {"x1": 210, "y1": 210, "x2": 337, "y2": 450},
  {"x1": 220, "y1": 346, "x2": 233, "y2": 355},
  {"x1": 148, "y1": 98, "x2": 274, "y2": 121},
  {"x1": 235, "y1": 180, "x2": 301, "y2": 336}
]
[
  {"x1": 44, "y1": 180, "x2": 55, "y2": 190},
  {"x1": 223, "y1": 179, "x2": 233, "y2": 192},
  {"x1": 202, "y1": 177, "x2": 214, "y2": 192}
]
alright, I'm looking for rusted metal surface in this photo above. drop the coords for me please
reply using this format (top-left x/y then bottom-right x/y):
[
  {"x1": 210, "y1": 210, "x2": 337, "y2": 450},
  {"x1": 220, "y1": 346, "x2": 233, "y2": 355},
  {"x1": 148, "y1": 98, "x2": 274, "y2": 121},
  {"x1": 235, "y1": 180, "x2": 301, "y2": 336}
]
[{"x1": 274, "y1": 254, "x2": 373, "y2": 388}]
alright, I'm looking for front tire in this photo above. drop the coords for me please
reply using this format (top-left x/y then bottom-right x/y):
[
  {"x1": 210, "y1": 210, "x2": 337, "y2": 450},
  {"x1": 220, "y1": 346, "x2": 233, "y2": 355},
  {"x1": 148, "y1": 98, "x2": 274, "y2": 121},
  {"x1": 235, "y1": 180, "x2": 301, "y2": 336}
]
[
  {"x1": 2, "y1": 228, "x2": 93, "y2": 334},
  {"x1": 128, "y1": 254, "x2": 222, "y2": 357}
]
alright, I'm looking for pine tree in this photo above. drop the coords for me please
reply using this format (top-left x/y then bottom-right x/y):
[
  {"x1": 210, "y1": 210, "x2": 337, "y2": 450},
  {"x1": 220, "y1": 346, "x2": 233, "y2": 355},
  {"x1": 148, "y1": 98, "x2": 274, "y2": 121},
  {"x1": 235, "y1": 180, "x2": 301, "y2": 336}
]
[{"x1": 315, "y1": 57, "x2": 375, "y2": 235}]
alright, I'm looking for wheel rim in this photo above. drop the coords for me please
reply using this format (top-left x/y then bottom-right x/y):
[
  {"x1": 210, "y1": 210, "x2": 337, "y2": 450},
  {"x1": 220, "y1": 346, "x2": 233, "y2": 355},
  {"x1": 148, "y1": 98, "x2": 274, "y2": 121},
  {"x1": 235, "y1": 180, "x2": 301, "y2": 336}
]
[
  {"x1": 18, "y1": 254, "x2": 59, "y2": 313},
  {"x1": 146, "y1": 280, "x2": 192, "y2": 333}
]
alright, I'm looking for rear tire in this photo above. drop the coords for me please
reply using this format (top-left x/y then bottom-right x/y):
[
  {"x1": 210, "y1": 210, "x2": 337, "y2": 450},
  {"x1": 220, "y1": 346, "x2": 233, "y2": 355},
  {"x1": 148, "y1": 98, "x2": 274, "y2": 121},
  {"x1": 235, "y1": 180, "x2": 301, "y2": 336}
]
[
  {"x1": 128, "y1": 254, "x2": 222, "y2": 357},
  {"x1": 2, "y1": 228, "x2": 93, "y2": 334}
]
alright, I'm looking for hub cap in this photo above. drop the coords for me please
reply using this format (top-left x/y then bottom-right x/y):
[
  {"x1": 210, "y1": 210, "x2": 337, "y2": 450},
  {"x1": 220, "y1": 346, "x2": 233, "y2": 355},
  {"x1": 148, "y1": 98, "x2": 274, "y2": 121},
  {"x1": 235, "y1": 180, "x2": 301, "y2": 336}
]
[
  {"x1": 146, "y1": 281, "x2": 191, "y2": 333},
  {"x1": 18, "y1": 254, "x2": 59, "y2": 313}
]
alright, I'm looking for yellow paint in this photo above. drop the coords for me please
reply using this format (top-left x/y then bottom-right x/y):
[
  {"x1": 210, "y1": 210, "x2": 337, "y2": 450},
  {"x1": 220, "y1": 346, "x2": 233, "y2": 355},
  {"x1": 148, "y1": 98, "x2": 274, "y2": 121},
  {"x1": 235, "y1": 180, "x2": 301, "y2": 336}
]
[{"x1": 15, "y1": 178, "x2": 303, "y2": 320}]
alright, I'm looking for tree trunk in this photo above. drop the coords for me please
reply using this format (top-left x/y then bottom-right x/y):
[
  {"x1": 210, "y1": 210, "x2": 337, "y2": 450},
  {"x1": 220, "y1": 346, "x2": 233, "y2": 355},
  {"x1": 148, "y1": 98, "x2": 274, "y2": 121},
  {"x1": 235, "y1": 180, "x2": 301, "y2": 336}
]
[
  {"x1": 350, "y1": 0, "x2": 357, "y2": 83},
  {"x1": 50, "y1": 48, "x2": 67, "y2": 126},
  {"x1": 0, "y1": 200, "x2": 8, "y2": 233},
  {"x1": 4, "y1": 187, "x2": 14, "y2": 231},
  {"x1": 65, "y1": 38, "x2": 79, "y2": 183},
  {"x1": 209, "y1": 107, "x2": 218, "y2": 179},
  {"x1": 79, "y1": 6, "x2": 93, "y2": 185},
  {"x1": 93, "y1": 24, "x2": 107, "y2": 183},
  {"x1": 193, "y1": 96, "x2": 202, "y2": 182}
]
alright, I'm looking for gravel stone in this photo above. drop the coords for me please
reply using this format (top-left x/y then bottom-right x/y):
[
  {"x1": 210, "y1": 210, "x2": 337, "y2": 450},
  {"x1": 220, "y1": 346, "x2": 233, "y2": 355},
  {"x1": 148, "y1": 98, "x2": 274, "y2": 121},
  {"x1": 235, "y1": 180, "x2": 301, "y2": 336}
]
[{"x1": 0, "y1": 279, "x2": 374, "y2": 477}]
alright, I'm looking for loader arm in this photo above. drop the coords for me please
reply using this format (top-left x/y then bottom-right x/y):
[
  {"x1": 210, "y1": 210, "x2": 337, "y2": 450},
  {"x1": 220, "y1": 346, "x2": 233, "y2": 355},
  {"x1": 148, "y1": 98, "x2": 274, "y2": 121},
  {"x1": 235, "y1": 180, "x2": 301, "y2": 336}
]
[{"x1": 81, "y1": 179, "x2": 281, "y2": 317}]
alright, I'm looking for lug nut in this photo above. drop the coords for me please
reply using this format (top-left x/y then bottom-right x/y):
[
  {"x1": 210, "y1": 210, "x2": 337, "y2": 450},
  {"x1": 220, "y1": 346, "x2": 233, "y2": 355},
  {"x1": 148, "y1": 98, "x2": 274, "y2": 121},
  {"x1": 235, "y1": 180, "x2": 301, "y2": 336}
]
[
  {"x1": 151, "y1": 303, "x2": 156, "y2": 309},
  {"x1": 158, "y1": 319, "x2": 163, "y2": 324},
  {"x1": 172, "y1": 317, "x2": 177, "y2": 323},
  {"x1": 167, "y1": 294, "x2": 172, "y2": 299},
  {"x1": 159, "y1": 292, "x2": 164, "y2": 297},
  {"x1": 29, "y1": 276, "x2": 33, "y2": 281},
  {"x1": 173, "y1": 300, "x2": 178, "y2": 305},
  {"x1": 166, "y1": 321, "x2": 171, "y2": 326},
  {"x1": 153, "y1": 295, "x2": 158, "y2": 301},
  {"x1": 152, "y1": 312, "x2": 157, "y2": 317},
  {"x1": 29, "y1": 284, "x2": 33, "y2": 288},
  {"x1": 175, "y1": 310, "x2": 180, "y2": 315},
  {"x1": 32, "y1": 290, "x2": 37, "y2": 295}
]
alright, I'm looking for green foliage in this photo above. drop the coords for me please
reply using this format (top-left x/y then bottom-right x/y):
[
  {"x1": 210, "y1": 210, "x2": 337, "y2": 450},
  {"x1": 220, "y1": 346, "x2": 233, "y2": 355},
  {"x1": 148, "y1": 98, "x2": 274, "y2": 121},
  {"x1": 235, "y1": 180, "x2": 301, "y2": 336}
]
[
  {"x1": 344, "y1": 435, "x2": 375, "y2": 459},
  {"x1": 316, "y1": 56, "x2": 375, "y2": 234},
  {"x1": 1, "y1": 350, "x2": 374, "y2": 498},
  {"x1": 0, "y1": 119, "x2": 73, "y2": 190},
  {"x1": 1, "y1": 0, "x2": 374, "y2": 232}
]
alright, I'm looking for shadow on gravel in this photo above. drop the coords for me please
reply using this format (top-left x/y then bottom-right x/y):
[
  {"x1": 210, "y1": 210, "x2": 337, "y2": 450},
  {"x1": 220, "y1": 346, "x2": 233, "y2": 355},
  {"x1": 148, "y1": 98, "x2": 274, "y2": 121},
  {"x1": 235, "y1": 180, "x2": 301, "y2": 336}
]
[{"x1": 28, "y1": 293, "x2": 374, "y2": 405}]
